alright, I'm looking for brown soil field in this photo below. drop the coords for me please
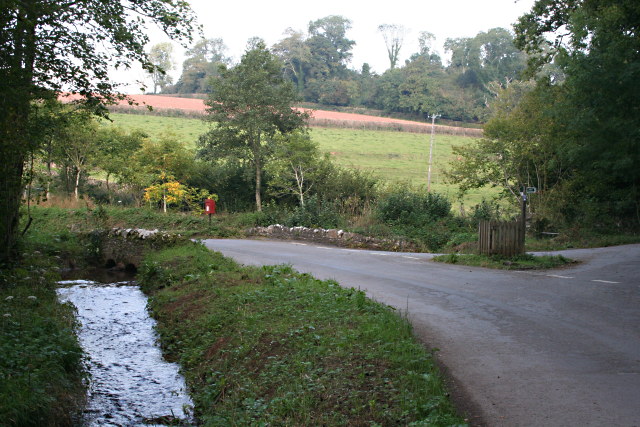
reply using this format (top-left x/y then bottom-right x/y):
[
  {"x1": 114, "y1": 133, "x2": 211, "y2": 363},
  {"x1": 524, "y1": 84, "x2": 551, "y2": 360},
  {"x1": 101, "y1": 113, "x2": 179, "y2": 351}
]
[{"x1": 61, "y1": 93, "x2": 482, "y2": 137}]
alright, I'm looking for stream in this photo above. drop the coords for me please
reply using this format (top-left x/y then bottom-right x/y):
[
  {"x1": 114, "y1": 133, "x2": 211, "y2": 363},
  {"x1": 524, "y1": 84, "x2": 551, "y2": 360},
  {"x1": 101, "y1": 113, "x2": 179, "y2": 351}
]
[{"x1": 57, "y1": 280, "x2": 193, "y2": 426}]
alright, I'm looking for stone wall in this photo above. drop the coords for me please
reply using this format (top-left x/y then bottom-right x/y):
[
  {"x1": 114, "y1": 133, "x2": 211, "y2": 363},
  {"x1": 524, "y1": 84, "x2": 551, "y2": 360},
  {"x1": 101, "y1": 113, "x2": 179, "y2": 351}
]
[
  {"x1": 247, "y1": 224, "x2": 419, "y2": 252},
  {"x1": 91, "y1": 228, "x2": 184, "y2": 271}
]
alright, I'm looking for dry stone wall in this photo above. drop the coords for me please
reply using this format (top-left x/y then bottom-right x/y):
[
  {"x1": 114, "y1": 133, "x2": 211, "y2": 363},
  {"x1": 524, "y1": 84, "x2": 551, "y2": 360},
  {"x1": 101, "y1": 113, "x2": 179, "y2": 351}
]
[{"x1": 247, "y1": 224, "x2": 420, "y2": 252}]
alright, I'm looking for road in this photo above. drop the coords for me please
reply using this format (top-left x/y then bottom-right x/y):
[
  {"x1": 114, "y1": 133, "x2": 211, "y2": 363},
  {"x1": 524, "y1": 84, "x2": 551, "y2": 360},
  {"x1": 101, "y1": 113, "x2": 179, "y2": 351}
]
[{"x1": 201, "y1": 239, "x2": 640, "y2": 427}]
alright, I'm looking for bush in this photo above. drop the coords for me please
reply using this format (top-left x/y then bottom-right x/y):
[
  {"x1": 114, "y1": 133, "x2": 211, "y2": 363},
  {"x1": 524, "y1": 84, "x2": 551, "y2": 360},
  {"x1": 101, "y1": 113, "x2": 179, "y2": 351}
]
[
  {"x1": 285, "y1": 195, "x2": 341, "y2": 229},
  {"x1": 376, "y1": 190, "x2": 451, "y2": 226},
  {"x1": 470, "y1": 199, "x2": 503, "y2": 223}
]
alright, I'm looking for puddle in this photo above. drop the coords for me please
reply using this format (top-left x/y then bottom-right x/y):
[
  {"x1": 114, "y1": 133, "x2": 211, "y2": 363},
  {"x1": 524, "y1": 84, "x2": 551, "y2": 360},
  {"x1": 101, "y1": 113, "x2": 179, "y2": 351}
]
[{"x1": 57, "y1": 281, "x2": 193, "y2": 426}]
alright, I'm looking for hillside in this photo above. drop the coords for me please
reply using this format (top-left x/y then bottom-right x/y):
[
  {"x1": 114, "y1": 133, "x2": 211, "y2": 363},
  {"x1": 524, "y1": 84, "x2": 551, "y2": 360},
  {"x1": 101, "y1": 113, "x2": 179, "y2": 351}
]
[
  {"x1": 77, "y1": 94, "x2": 483, "y2": 137},
  {"x1": 107, "y1": 112, "x2": 497, "y2": 206}
]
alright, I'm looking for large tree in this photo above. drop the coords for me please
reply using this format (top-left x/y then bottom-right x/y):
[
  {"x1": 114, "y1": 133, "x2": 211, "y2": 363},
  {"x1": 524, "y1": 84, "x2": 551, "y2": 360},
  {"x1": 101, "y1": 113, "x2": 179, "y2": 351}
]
[
  {"x1": 514, "y1": 0, "x2": 640, "y2": 226},
  {"x1": 0, "y1": 0, "x2": 196, "y2": 262},
  {"x1": 198, "y1": 41, "x2": 308, "y2": 211},
  {"x1": 148, "y1": 42, "x2": 175, "y2": 94},
  {"x1": 167, "y1": 38, "x2": 230, "y2": 93},
  {"x1": 273, "y1": 28, "x2": 311, "y2": 94},
  {"x1": 378, "y1": 24, "x2": 407, "y2": 70}
]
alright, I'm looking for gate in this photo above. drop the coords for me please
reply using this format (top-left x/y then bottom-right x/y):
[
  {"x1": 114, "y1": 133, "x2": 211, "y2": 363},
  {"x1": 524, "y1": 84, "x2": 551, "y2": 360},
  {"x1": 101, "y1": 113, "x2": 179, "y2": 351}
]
[{"x1": 478, "y1": 220, "x2": 525, "y2": 257}]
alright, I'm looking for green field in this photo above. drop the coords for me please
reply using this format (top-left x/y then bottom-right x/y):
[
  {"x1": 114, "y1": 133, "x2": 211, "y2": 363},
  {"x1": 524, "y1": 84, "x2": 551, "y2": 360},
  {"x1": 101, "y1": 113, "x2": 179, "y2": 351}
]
[{"x1": 107, "y1": 112, "x2": 497, "y2": 206}]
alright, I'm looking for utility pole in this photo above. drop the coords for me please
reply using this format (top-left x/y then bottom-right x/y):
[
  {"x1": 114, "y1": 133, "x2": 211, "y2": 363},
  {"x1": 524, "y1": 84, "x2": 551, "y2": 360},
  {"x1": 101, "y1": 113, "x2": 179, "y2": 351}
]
[{"x1": 427, "y1": 113, "x2": 440, "y2": 192}]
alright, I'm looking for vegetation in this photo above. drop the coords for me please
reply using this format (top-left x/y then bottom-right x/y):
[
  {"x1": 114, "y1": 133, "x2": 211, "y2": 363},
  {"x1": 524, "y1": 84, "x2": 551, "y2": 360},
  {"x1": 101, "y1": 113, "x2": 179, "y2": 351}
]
[
  {"x1": 104, "y1": 112, "x2": 497, "y2": 206},
  {"x1": 167, "y1": 18, "x2": 526, "y2": 124},
  {"x1": 0, "y1": 220, "x2": 88, "y2": 426},
  {"x1": 0, "y1": 0, "x2": 197, "y2": 263},
  {"x1": 139, "y1": 242, "x2": 464, "y2": 425},
  {"x1": 147, "y1": 43, "x2": 176, "y2": 94},
  {"x1": 2, "y1": 1, "x2": 639, "y2": 426},
  {"x1": 198, "y1": 41, "x2": 308, "y2": 211},
  {"x1": 433, "y1": 253, "x2": 574, "y2": 270},
  {"x1": 449, "y1": 0, "x2": 640, "y2": 233}
]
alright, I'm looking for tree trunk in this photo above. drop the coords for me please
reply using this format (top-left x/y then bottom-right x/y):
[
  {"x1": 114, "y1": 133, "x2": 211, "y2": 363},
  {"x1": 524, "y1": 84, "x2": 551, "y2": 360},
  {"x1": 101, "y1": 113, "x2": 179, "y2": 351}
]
[
  {"x1": 162, "y1": 187, "x2": 167, "y2": 213},
  {"x1": 0, "y1": 147, "x2": 26, "y2": 262},
  {"x1": 0, "y1": 1, "x2": 37, "y2": 263},
  {"x1": 74, "y1": 168, "x2": 81, "y2": 200},
  {"x1": 253, "y1": 139, "x2": 262, "y2": 212},
  {"x1": 255, "y1": 160, "x2": 262, "y2": 212}
]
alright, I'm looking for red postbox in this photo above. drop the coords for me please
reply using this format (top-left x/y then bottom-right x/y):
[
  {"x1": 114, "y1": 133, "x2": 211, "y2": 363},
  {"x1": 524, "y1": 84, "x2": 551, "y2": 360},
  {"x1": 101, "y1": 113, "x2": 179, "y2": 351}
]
[{"x1": 204, "y1": 198, "x2": 216, "y2": 214}]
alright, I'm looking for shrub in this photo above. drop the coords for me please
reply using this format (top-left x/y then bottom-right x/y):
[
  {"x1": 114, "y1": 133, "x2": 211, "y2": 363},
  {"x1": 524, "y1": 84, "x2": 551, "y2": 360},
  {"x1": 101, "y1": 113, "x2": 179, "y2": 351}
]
[
  {"x1": 285, "y1": 195, "x2": 341, "y2": 229},
  {"x1": 375, "y1": 190, "x2": 451, "y2": 226}
]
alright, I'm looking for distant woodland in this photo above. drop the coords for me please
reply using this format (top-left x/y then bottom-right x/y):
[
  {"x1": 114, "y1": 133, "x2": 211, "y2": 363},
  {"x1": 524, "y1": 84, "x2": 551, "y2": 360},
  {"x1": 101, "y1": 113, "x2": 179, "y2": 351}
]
[{"x1": 156, "y1": 16, "x2": 529, "y2": 123}]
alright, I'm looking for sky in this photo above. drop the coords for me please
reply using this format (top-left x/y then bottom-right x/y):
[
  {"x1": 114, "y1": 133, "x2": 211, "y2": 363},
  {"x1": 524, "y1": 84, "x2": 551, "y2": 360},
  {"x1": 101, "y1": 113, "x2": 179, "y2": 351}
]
[{"x1": 118, "y1": 0, "x2": 536, "y2": 93}]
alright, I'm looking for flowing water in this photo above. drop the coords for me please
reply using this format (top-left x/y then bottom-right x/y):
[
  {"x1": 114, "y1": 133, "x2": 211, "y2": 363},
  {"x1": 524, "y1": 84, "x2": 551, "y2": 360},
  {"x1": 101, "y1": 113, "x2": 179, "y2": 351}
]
[{"x1": 57, "y1": 280, "x2": 193, "y2": 426}]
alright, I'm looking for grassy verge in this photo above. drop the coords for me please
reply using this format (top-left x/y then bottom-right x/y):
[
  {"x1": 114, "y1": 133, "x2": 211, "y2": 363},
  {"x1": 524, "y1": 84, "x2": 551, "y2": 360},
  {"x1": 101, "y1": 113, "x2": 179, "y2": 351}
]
[
  {"x1": 432, "y1": 253, "x2": 575, "y2": 270},
  {"x1": 524, "y1": 231, "x2": 640, "y2": 251},
  {"x1": 139, "y1": 242, "x2": 465, "y2": 426},
  {"x1": 0, "y1": 245, "x2": 85, "y2": 426},
  {"x1": 25, "y1": 204, "x2": 241, "y2": 240}
]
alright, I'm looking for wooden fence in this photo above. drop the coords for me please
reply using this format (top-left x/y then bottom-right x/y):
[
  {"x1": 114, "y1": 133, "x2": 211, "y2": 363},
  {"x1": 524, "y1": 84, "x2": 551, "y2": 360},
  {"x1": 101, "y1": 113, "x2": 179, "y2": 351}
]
[{"x1": 478, "y1": 220, "x2": 525, "y2": 257}]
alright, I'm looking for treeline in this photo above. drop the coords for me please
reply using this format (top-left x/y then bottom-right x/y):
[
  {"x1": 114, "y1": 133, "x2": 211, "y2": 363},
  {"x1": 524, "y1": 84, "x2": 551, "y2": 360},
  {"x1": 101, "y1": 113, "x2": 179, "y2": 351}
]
[{"x1": 157, "y1": 16, "x2": 527, "y2": 123}]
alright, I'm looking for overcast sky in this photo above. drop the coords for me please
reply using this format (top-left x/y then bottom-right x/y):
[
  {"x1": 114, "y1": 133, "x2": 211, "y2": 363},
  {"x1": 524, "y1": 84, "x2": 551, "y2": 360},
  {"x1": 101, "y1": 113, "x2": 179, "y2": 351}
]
[{"x1": 118, "y1": 0, "x2": 536, "y2": 93}]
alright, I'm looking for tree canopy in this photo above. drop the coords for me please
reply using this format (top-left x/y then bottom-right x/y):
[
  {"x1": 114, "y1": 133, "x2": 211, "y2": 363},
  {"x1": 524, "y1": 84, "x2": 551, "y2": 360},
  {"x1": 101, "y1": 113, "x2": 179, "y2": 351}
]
[
  {"x1": 450, "y1": 0, "x2": 640, "y2": 228},
  {"x1": 198, "y1": 41, "x2": 308, "y2": 211}
]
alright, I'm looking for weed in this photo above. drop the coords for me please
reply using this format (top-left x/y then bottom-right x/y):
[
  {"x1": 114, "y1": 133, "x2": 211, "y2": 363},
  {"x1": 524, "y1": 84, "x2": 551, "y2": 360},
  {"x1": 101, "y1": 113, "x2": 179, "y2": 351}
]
[
  {"x1": 0, "y1": 245, "x2": 86, "y2": 426},
  {"x1": 140, "y1": 244, "x2": 465, "y2": 425},
  {"x1": 433, "y1": 253, "x2": 574, "y2": 270}
]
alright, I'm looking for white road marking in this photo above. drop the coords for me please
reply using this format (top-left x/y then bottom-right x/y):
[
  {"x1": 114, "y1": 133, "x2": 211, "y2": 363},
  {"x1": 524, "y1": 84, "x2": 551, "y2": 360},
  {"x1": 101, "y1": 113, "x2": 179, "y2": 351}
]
[
  {"x1": 315, "y1": 246, "x2": 331, "y2": 249},
  {"x1": 403, "y1": 256, "x2": 421, "y2": 260},
  {"x1": 592, "y1": 279, "x2": 620, "y2": 284},
  {"x1": 372, "y1": 253, "x2": 390, "y2": 256},
  {"x1": 291, "y1": 242, "x2": 307, "y2": 246},
  {"x1": 546, "y1": 274, "x2": 574, "y2": 279}
]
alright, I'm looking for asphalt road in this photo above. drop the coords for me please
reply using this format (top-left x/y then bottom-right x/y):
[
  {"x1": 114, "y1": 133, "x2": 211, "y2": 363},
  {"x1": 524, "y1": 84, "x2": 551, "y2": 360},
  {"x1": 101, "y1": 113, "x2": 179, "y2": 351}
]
[{"x1": 201, "y1": 239, "x2": 640, "y2": 427}]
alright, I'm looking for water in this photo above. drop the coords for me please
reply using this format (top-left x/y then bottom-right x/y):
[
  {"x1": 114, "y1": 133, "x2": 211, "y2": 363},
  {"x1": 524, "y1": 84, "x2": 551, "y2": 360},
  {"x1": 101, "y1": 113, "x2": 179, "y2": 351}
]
[{"x1": 57, "y1": 280, "x2": 193, "y2": 426}]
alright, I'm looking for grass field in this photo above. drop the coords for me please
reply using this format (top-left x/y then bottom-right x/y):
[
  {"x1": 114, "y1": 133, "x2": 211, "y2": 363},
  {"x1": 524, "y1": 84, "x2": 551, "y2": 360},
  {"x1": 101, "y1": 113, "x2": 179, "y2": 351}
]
[{"x1": 106, "y1": 113, "x2": 497, "y2": 206}]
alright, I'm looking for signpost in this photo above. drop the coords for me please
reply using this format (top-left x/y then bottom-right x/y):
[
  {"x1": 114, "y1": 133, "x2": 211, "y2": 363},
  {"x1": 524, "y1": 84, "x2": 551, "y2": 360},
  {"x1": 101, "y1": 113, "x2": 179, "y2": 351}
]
[{"x1": 520, "y1": 187, "x2": 536, "y2": 240}]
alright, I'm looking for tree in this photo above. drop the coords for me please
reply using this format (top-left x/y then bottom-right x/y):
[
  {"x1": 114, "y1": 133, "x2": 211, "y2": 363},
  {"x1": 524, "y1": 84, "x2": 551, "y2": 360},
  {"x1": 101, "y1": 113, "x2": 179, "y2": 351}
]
[
  {"x1": 198, "y1": 41, "x2": 308, "y2": 211},
  {"x1": 446, "y1": 82, "x2": 566, "y2": 211},
  {"x1": 273, "y1": 28, "x2": 311, "y2": 94},
  {"x1": 267, "y1": 132, "x2": 321, "y2": 206},
  {"x1": 94, "y1": 127, "x2": 147, "y2": 202},
  {"x1": 0, "y1": 0, "x2": 196, "y2": 262},
  {"x1": 514, "y1": 0, "x2": 640, "y2": 226},
  {"x1": 148, "y1": 43, "x2": 175, "y2": 94},
  {"x1": 57, "y1": 114, "x2": 100, "y2": 200},
  {"x1": 418, "y1": 31, "x2": 436, "y2": 57},
  {"x1": 168, "y1": 38, "x2": 231, "y2": 93},
  {"x1": 306, "y1": 15, "x2": 355, "y2": 80},
  {"x1": 378, "y1": 24, "x2": 407, "y2": 69}
]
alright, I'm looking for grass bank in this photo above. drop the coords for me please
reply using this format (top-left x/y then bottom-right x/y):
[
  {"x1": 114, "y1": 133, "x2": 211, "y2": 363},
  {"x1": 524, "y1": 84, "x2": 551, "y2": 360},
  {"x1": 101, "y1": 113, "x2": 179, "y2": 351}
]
[
  {"x1": 0, "y1": 242, "x2": 85, "y2": 426},
  {"x1": 139, "y1": 242, "x2": 465, "y2": 425}
]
